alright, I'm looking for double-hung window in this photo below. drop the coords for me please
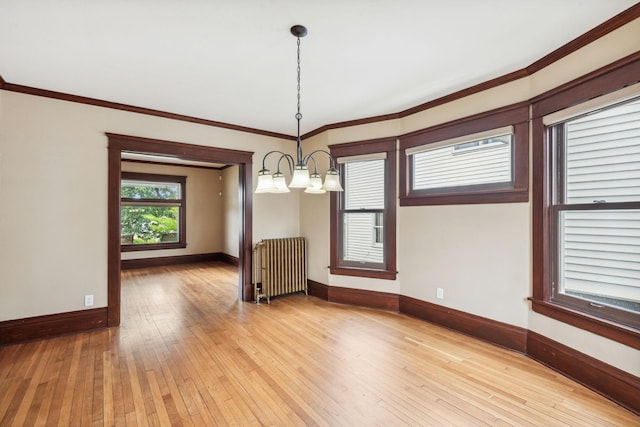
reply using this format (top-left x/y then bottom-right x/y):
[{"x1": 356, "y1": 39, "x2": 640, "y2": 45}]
[
  {"x1": 120, "y1": 172, "x2": 186, "y2": 251},
  {"x1": 532, "y1": 59, "x2": 640, "y2": 347},
  {"x1": 399, "y1": 103, "x2": 529, "y2": 205},
  {"x1": 546, "y1": 96, "x2": 640, "y2": 330},
  {"x1": 330, "y1": 138, "x2": 396, "y2": 280},
  {"x1": 341, "y1": 158, "x2": 385, "y2": 264}
]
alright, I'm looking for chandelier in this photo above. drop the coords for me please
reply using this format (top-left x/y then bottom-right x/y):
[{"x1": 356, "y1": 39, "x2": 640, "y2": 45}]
[{"x1": 255, "y1": 25, "x2": 343, "y2": 194}]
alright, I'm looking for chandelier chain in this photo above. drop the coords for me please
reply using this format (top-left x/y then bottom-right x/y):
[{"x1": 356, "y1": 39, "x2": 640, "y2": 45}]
[{"x1": 296, "y1": 37, "x2": 302, "y2": 121}]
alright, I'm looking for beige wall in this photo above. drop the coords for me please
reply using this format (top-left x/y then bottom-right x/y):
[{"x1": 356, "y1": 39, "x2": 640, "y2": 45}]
[
  {"x1": 0, "y1": 92, "x2": 299, "y2": 321},
  {"x1": 299, "y1": 18, "x2": 640, "y2": 376},
  {"x1": 222, "y1": 165, "x2": 240, "y2": 258},
  {"x1": 120, "y1": 161, "x2": 223, "y2": 260},
  {"x1": 0, "y1": 17, "x2": 637, "y2": 377}
]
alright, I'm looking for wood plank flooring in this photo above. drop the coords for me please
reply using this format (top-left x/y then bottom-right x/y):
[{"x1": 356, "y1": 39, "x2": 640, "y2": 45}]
[{"x1": 0, "y1": 261, "x2": 637, "y2": 426}]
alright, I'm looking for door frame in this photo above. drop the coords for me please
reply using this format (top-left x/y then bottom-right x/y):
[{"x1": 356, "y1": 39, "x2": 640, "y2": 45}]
[{"x1": 107, "y1": 133, "x2": 253, "y2": 326}]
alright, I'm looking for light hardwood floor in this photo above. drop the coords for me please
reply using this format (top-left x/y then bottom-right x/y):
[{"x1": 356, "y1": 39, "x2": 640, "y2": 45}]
[{"x1": 0, "y1": 262, "x2": 637, "y2": 426}]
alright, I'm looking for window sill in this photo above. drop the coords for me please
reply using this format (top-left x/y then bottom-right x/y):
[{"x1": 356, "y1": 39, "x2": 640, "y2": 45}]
[
  {"x1": 529, "y1": 298, "x2": 639, "y2": 350},
  {"x1": 121, "y1": 242, "x2": 187, "y2": 252},
  {"x1": 330, "y1": 266, "x2": 397, "y2": 280},
  {"x1": 400, "y1": 188, "x2": 529, "y2": 206}
]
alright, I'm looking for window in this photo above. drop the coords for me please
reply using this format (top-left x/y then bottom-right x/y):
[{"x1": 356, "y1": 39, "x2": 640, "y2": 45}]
[
  {"x1": 373, "y1": 212, "x2": 383, "y2": 246},
  {"x1": 120, "y1": 172, "x2": 186, "y2": 251},
  {"x1": 399, "y1": 103, "x2": 529, "y2": 205},
  {"x1": 547, "y1": 97, "x2": 640, "y2": 329},
  {"x1": 412, "y1": 131, "x2": 513, "y2": 190},
  {"x1": 342, "y1": 159, "x2": 385, "y2": 264},
  {"x1": 330, "y1": 138, "x2": 396, "y2": 280},
  {"x1": 532, "y1": 55, "x2": 640, "y2": 348}
]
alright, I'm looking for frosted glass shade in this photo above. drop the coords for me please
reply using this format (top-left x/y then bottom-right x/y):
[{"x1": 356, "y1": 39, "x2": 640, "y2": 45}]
[
  {"x1": 305, "y1": 173, "x2": 326, "y2": 193},
  {"x1": 270, "y1": 172, "x2": 290, "y2": 193},
  {"x1": 255, "y1": 171, "x2": 274, "y2": 193},
  {"x1": 289, "y1": 165, "x2": 311, "y2": 188},
  {"x1": 323, "y1": 169, "x2": 343, "y2": 191}
]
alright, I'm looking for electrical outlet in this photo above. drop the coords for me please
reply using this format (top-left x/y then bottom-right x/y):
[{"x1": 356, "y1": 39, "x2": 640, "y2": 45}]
[
  {"x1": 436, "y1": 288, "x2": 444, "y2": 300},
  {"x1": 84, "y1": 294, "x2": 94, "y2": 307}
]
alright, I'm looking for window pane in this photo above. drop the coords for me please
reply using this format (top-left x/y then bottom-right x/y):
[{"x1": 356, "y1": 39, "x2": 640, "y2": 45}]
[
  {"x1": 121, "y1": 180, "x2": 181, "y2": 199},
  {"x1": 374, "y1": 212, "x2": 383, "y2": 245},
  {"x1": 412, "y1": 134, "x2": 512, "y2": 190},
  {"x1": 344, "y1": 160, "x2": 385, "y2": 209},
  {"x1": 558, "y1": 209, "x2": 640, "y2": 313},
  {"x1": 343, "y1": 212, "x2": 384, "y2": 263},
  {"x1": 565, "y1": 98, "x2": 640, "y2": 204},
  {"x1": 121, "y1": 206, "x2": 179, "y2": 244}
]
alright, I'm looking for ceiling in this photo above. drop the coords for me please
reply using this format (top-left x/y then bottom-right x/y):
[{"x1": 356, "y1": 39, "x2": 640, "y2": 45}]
[{"x1": 0, "y1": 1, "x2": 636, "y2": 137}]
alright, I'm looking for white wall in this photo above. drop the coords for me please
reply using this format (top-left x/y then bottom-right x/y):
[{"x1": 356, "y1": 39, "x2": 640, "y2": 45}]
[
  {"x1": 120, "y1": 161, "x2": 223, "y2": 260},
  {"x1": 0, "y1": 92, "x2": 299, "y2": 321}
]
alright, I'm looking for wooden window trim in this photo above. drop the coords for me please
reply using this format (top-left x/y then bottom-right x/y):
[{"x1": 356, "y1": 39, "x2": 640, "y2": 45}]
[
  {"x1": 120, "y1": 171, "x2": 187, "y2": 252},
  {"x1": 399, "y1": 103, "x2": 529, "y2": 206},
  {"x1": 329, "y1": 138, "x2": 397, "y2": 280},
  {"x1": 531, "y1": 52, "x2": 640, "y2": 349}
]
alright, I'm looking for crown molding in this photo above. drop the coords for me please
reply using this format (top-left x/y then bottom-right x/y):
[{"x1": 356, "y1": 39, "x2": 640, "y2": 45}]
[{"x1": 1, "y1": 3, "x2": 638, "y2": 142}]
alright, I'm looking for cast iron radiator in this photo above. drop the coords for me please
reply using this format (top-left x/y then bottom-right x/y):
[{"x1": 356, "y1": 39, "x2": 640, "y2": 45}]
[{"x1": 252, "y1": 237, "x2": 308, "y2": 303}]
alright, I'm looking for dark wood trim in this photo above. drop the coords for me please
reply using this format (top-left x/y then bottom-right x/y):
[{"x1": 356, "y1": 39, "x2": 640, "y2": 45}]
[
  {"x1": 530, "y1": 299, "x2": 640, "y2": 350},
  {"x1": 399, "y1": 295, "x2": 527, "y2": 353},
  {"x1": 0, "y1": 308, "x2": 108, "y2": 346},
  {"x1": 108, "y1": 145, "x2": 121, "y2": 327},
  {"x1": 121, "y1": 242, "x2": 187, "y2": 252},
  {"x1": 5, "y1": 6, "x2": 637, "y2": 146},
  {"x1": 301, "y1": 281, "x2": 638, "y2": 413},
  {"x1": 2, "y1": 82, "x2": 294, "y2": 141},
  {"x1": 307, "y1": 279, "x2": 329, "y2": 301},
  {"x1": 531, "y1": 51, "x2": 640, "y2": 118},
  {"x1": 108, "y1": 134, "x2": 253, "y2": 328},
  {"x1": 302, "y1": 4, "x2": 640, "y2": 140},
  {"x1": 531, "y1": 117, "x2": 549, "y2": 302},
  {"x1": 239, "y1": 162, "x2": 253, "y2": 301},
  {"x1": 399, "y1": 102, "x2": 529, "y2": 206},
  {"x1": 527, "y1": 331, "x2": 640, "y2": 415},
  {"x1": 121, "y1": 253, "x2": 223, "y2": 270},
  {"x1": 122, "y1": 158, "x2": 224, "y2": 170},
  {"x1": 120, "y1": 171, "x2": 187, "y2": 252},
  {"x1": 531, "y1": 55, "x2": 640, "y2": 346},
  {"x1": 121, "y1": 171, "x2": 187, "y2": 183},
  {"x1": 328, "y1": 137, "x2": 398, "y2": 156},
  {"x1": 304, "y1": 112, "x2": 402, "y2": 140},
  {"x1": 399, "y1": 69, "x2": 530, "y2": 120},
  {"x1": 397, "y1": 189, "x2": 529, "y2": 206},
  {"x1": 219, "y1": 253, "x2": 240, "y2": 267},
  {"x1": 329, "y1": 137, "x2": 397, "y2": 280},
  {"x1": 526, "y1": 3, "x2": 640, "y2": 75},
  {"x1": 399, "y1": 102, "x2": 529, "y2": 146},
  {"x1": 328, "y1": 267, "x2": 397, "y2": 281},
  {"x1": 328, "y1": 286, "x2": 399, "y2": 312},
  {"x1": 107, "y1": 133, "x2": 253, "y2": 164}
]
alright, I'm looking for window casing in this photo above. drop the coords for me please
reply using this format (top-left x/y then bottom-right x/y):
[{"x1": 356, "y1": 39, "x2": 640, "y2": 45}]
[
  {"x1": 546, "y1": 98, "x2": 640, "y2": 330},
  {"x1": 120, "y1": 172, "x2": 186, "y2": 252},
  {"x1": 330, "y1": 138, "x2": 396, "y2": 280},
  {"x1": 399, "y1": 103, "x2": 529, "y2": 206},
  {"x1": 532, "y1": 55, "x2": 640, "y2": 349}
]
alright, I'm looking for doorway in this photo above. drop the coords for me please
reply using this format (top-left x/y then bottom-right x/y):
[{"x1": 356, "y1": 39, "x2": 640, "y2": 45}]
[{"x1": 107, "y1": 133, "x2": 253, "y2": 326}]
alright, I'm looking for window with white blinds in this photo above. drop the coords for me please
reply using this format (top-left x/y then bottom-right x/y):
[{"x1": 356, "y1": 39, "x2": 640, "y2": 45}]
[
  {"x1": 329, "y1": 137, "x2": 397, "y2": 280},
  {"x1": 412, "y1": 133, "x2": 513, "y2": 190},
  {"x1": 550, "y1": 97, "x2": 640, "y2": 326},
  {"x1": 399, "y1": 103, "x2": 528, "y2": 206},
  {"x1": 342, "y1": 159, "x2": 385, "y2": 264}
]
